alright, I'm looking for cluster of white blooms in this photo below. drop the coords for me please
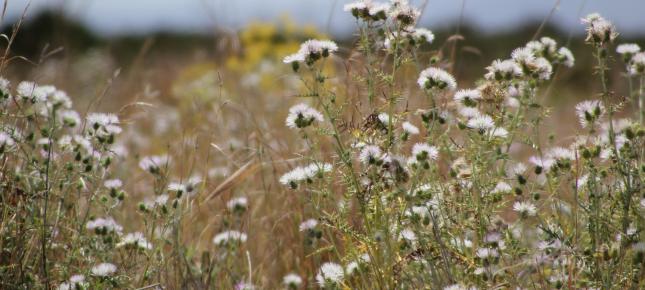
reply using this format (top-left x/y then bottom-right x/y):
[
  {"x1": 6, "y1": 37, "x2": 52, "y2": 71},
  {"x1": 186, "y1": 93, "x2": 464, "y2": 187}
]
[
  {"x1": 138, "y1": 155, "x2": 170, "y2": 174},
  {"x1": 285, "y1": 103, "x2": 324, "y2": 129},
  {"x1": 86, "y1": 217, "x2": 123, "y2": 235},
  {"x1": 344, "y1": 0, "x2": 420, "y2": 26},
  {"x1": 86, "y1": 113, "x2": 121, "y2": 139},
  {"x1": 315, "y1": 262, "x2": 345, "y2": 286},
  {"x1": 384, "y1": 27, "x2": 434, "y2": 50},
  {"x1": 213, "y1": 230, "x2": 248, "y2": 246},
  {"x1": 582, "y1": 13, "x2": 618, "y2": 45},
  {"x1": 16, "y1": 82, "x2": 72, "y2": 113},
  {"x1": 487, "y1": 36, "x2": 575, "y2": 82},
  {"x1": 91, "y1": 262, "x2": 117, "y2": 277},
  {"x1": 57, "y1": 275, "x2": 86, "y2": 290},
  {"x1": 343, "y1": 0, "x2": 388, "y2": 21},
  {"x1": 117, "y1": 232, "x2": 152, "y2": 250},
  {"x1": 490, "y1": 181, "x2": 512, "y2": 195},
  {"x1": 167, "y1": 176, "x2": 201, "y2": 197},
  {"x1": 283, "y1": 39, "x2": 338, "y2": 67},
  {"x1": 417, "y1": 67, "x2": 457, "y2": 91},
  {"x1": 279, "y1": 162, "x2": 333, "y2": 189},
  {"x1": 141, "y1": 194, "x2": 170, "y2": 210},
  {"x1": 485, "y1": 59, "x2": 522, "y2": 81}
]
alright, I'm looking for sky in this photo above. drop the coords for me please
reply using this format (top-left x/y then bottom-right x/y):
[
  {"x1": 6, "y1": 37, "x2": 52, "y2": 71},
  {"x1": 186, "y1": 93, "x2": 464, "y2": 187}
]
[{"x1": 3, "y1": 0, "x2": 645, "y2": 36}]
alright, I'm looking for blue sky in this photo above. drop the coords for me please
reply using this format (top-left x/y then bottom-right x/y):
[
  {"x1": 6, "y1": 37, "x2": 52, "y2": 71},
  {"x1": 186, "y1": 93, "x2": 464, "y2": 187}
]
[{"x1": 3, "y1": 0, "x2": 645, "y2": 36}]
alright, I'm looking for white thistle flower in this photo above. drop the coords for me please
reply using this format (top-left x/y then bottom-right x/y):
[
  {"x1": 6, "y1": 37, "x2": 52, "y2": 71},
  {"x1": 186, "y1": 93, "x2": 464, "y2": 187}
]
[
  {"x1": 417, "y1": 67, "x2": 457, "y2": 91},
  {"x1": 557, "y1": 47, "x2": 575, "y2": 67},
  {"x1": 402, "y1": 121, "x2": 420, "y2": 135},
  {"x1": 279, "y1": 167, "x2": 307, "y2": 188},
  {"x1": 0, "y1": 77, "x2": 11, "y2": 100},
  {"x1": 283, "y1": 273, "x2": 303, "y2": 287},
  {"x1": 86, "y1": 112, "x2": 119, "y2": 128},
  {"x1": 616, "y1": 43, "x2": 640, "y2": 55},
  {"x1": 303, "y1": 162, "x2": 333, "y2": 178},
  {"x1": 489, "y1": 126, "x2": 508, "y2": 138},
  {"x1": 59, "y1": 110, "x2": 81, "y2": 127},
  {"x1": 283, "y1": 53, "x2": 305, "y2": 64},
  {"x1": 513, "y1": 201, "x2": 537, "y2": 217},
  {"x1": 388, "y1": 0, "x2": 420, "y2": 27},
  {"x1": 485, "y1": 59, "x2": 522, "y2": 80},
  {"x1": 411, "y1": 143, "x2": 438, "y2": 160},
  {"x1": 17, "y1": 81, "x2": 47, "y2": 102},
  {"x1": 575, "y1": 100, "x2": 604, "y2": 128},
  {"x1": 285, "y1": 103, "x2": 324, "y2": 129},
  {"x1": 398, "y1": 228, "x2": 417, "y2": 244},
  {"x1": 104, "y1": 179, "x2": 122, "y2": 189},
  {"x1": 540, "y1": 37, "x2": 558, "y2": 54},
  {"x1": 117, "y1": 232, "x2": 152, "y2": 250},
  {"x1": 546, "y1": 147, "x2": 575, "y2": 161},
  {"x1": 86, "y1": 217, "x2": 123, "y2": 234},
  {"x1": 167, "y1": 182, "x2": 186, "y2": 193},
  {"x1": 57, "y1": 275, "x2": 86, "y2": 290},
  {"x1": 299, "y1": 219, "x2": 318, "y2": 232},
  {"x1": 213, "y1": 230, "x2": 247, "y2": 246},
  {"x1": 91, "y1": 263, "x2": 117, "y2": 277},
  {"x1": 582, "y1": 13, "x2": 618, "y2": 44},
  {"x1": 508, "y1": 162, "x2": 527, "y2": 176},
  {"x1": 532, "y1": 57, "x2": 553, "y2": 80},
  {"x1": 285, "y1": 39, "x2": 339, "y2": 66},
  {"x1": 344, "y1": 0, "x2": 373, "y2": 19},
  {"x1": 511, "y1": 47, "x2": 536, "y2": 65},
  {"x1": 227, "y1": 197, "x2": 249, "y2": 211},
  {"x1": 359, "y1": 145, "x2": 382, "y2": 164},
  {"x1": 138, "y1": 155, "x2": 170, "y2": 173},
  {"x1": 377, "y1": 112, "x2": 392, "y2": 126},
  {"x1": 476, "y1": 247, "x2": 499, "y2": 259},
  {"x1": 491, "y1": 181, "x2": 512, "y2": 194},
  {"x1": 412, "y1": 28, "x2": 434, "y2": 44},
  {"x1": 629, "y1": 52, "x2": 645, "y2": 75},
  {"x1": 0, "y1": 132, "x2": 15, "y2": 149},
  {"x1": 457, "y1": 106, "x2": 481, "y2": 119},
  {"x1": 368, "y1": 3, "x2": 390, "y2": 18},
  {"x1": 315, "y1": 262, "x2": 345, "y2": 286},
  {"x1": 529, "y1": 156, "x2": 555, "y2": 172},
  {"x1": 453, "y1": 89, "x2": 481, "y2": 106},
  {"x1": 467, "y1": 114, "x2": 495, "y2": 131}
]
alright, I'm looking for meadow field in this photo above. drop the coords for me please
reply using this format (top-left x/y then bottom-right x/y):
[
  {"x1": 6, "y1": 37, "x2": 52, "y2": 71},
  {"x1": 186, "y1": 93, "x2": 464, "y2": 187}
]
[{"x1": 0, "y1": 1, "x2": 644, "y2": 289}]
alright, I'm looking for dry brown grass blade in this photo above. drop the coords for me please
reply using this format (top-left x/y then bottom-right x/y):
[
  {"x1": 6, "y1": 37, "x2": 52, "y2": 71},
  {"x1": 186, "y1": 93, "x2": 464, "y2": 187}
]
[{"x1": 204, "y1": 159, "x2": 260, "y2": 202}]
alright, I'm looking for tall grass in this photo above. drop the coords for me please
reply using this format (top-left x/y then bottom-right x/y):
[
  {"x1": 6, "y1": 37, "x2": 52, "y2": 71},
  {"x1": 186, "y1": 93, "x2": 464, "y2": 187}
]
[{"x1": 0, "y1": 1, "x2": 644, "y2": 289}]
